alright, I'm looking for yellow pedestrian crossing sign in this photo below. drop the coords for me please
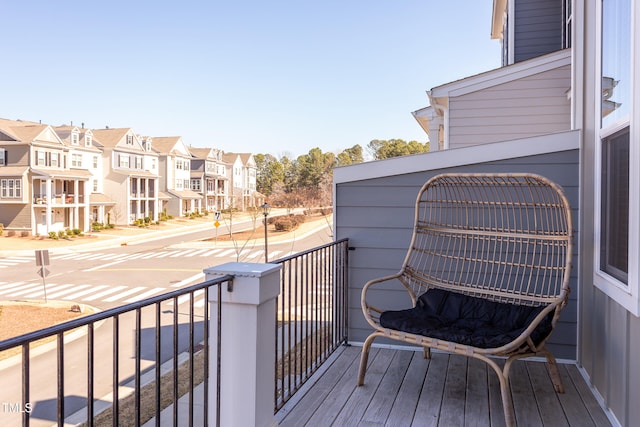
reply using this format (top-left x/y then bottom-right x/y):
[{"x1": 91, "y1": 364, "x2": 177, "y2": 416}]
[{"x1": 214, "y1": 220, "x2": 220, "y2": 228}]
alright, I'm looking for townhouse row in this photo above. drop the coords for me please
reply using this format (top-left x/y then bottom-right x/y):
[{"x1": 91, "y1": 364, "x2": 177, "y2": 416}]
[{"x1": 0, "y1": 118, "x2": 260, "y2": 236}]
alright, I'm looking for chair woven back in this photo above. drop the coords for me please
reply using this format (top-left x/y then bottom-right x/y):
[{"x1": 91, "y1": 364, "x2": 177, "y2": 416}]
[{"x1": 402, "y1": 173, "x2": 573, "y2": 307}]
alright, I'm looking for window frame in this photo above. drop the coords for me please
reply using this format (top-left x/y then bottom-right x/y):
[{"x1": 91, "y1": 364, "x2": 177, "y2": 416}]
[
  {"x1": 71, "y1": 153, "x2": 83, "y2": 168},
  {"x1": 1, "y1": 178, "x2": 21, "y2": 198},
  {"x1": 594, "y1": 0, "x2": 640, "y2": 316}
]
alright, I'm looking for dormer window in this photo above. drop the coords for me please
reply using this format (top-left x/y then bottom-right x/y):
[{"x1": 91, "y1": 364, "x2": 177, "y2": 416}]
[
  {"x1": 84, "y1": 135, "x2": 92, "y2": 147},
  {"x1": 71, "y1": 132, "x2": 79, "y2": 145}
]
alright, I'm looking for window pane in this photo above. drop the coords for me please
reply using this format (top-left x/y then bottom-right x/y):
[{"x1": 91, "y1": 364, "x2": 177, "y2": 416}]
[
  {"x1": 601, "y1": 0, "x2": 631, "y2": 127},
  {"x1": 600, "y1": 127, "x2": 629, "y2": 283}
]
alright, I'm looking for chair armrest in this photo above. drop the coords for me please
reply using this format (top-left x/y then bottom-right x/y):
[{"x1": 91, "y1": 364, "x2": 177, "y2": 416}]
[{"x1": 361, "y1": 272, "x2": 412, "y2": 329}]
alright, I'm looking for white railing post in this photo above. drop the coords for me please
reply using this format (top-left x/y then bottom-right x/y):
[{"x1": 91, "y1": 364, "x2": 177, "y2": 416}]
[{"x1": 205, "y1": 262, "x2": 281, "y2": 427}]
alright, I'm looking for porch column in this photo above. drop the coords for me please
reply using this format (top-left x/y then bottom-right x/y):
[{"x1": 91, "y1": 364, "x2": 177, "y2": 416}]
[
  {"x1": 205, "y1": 262, "x2": 281, "y2": 427},
  {"x1": 73, "y1": 179, "x2": 79, "y2": 229},
  {"x1": 45, "y1": 178, "x2": 53, "y2": 232}
]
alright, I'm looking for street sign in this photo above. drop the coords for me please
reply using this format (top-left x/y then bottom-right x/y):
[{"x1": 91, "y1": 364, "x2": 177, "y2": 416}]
[
  {"x1": 35, "y1": 249, "x2": 50, "y2": 266},
  {"x1": 214, "y1": 220, "x2": 220, "y2": 228},
  {"x1": 214, "y1": 211, "x2": 221, "y2": 220},
  {"x1": 37, "y1": 267, "x2": 50, "y2": 278}
]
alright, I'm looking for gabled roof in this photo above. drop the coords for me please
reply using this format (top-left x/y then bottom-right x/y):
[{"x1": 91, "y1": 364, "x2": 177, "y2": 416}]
[
  {"x1": 223, "y1": 152, "x2": 254, "y2": 166},
  {"x1": 91, "y1": 128, "x2": 136, "y2": 148},
  {"x1": 0, "y1": 118, "x2": 64, "y2": 147},
  {"x1": 189, "y1": 147, "x2": 214, "y2": 159},
  {"x1": 53, "y1": 125, "x2": 99, "y2": 151},
  {"x1": 151, "y1": 136, "x2": 190, "y2": 156},
  {"x1": 222, "y1": 152, "x2": 240, "y2": 163}
]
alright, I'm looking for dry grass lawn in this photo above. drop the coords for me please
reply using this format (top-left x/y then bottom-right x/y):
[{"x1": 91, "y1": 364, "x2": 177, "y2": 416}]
[{"x1": 0, "y1": 302, "x2": 88, "y2": 360}]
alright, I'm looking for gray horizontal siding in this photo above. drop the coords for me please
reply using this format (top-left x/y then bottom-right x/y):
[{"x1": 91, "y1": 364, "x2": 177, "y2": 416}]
[
  {"x1": 514, "y1": 0, "x2": 563, "y2": 62},
  {"x1": 448, "y1": 65, "x2": 571, "y2": 149},
  {"x1": 336, "y1": 149, "x2": 580, "y2": 360}
]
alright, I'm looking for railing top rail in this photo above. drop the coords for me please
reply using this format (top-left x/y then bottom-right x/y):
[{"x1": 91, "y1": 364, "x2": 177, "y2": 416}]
[
  {"x1": 0, "y1": 274, "x2": 234, "y2": 352},
  {"x1": 271, "y1": 238, "x2": 348, "y2": 264}
]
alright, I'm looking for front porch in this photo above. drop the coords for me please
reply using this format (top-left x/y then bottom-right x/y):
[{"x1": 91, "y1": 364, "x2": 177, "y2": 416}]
[{"x1": 276, "y1": 345, "x2": 611, "y2": 426}]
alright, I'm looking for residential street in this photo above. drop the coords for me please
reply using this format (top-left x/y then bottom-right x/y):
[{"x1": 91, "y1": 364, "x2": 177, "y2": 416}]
[{"x1": 0, "y1": 213, "x2": 333, "y2": 426}]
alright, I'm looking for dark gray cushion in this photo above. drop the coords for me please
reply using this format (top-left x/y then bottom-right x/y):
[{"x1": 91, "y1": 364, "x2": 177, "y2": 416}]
[{"x1": 379, "y1": 288, "x2": 553, "y2": 349}]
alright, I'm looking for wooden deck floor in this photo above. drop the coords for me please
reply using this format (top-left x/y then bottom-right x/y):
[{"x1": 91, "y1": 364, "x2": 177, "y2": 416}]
[{"x1": 275, "y1": 345, "x2": 611, "y2": 427}]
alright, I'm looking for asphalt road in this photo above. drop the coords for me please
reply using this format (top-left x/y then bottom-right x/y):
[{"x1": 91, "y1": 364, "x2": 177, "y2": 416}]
[{"x1": 0, "y1": 220, "x2": 332, "y2": 426}]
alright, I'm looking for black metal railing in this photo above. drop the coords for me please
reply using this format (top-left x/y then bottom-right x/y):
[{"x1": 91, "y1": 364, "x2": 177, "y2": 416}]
[
  {"x1": 0, "y1": 275, "x2": 233, "y2": 427},
  {"x1": 273, "y1": 238, "x2": 349, "y2": 411}
]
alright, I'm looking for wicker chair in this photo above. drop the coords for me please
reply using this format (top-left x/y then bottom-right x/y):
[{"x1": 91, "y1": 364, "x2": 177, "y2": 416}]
[{"x1": 357, "y1": 173, "x2": 573, "y2": 427}]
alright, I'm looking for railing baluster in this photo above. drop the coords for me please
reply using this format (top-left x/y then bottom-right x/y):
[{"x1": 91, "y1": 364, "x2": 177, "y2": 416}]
[
  {"x1": 189, "y1": 290, "x2": 195, "y2": 427},
  {"x1": 57, "y1": 332, "x2": 64, "y2": 427},
  {"x1": 155, "y1": 302, "x2": 161, "y2": 427},
  {"x1": 135, "y1": 308, "x2": 142, "y2": 427},
  {"x1": 272, "y1": 238, "x2": 349, "y2": 411},
  {"x1": 113, "y1": 315, "x2": 119, "y2": 427},
  {"x1": 216, "y1": 281, "x2": 223, "y2": 427},
  {"x1": 203, "y1": 286, "x2": 210, "y2": 427},
  {"x1": 22, "y1": 343, "x2": 30, "y2": 427},
  {"x1": 173, "y1": 295, "x2": 179, "y2": 426},
  {"x1": 87, "y1": 323, "x2": 94, "y2": 427}
]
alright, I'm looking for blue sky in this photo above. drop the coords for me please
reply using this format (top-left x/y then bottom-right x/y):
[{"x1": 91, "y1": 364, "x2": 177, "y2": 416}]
[{"x1": 1, "y1": 1, "x2": 500, "y2": 158}]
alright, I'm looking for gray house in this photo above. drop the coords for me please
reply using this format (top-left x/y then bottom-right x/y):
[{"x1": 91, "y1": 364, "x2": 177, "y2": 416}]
[{"x1": 335, "y1": 1, "x2": 639, "y2": 425}]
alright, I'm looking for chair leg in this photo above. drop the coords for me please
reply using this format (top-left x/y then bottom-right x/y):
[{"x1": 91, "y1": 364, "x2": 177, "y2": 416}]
[
  {"x1": 485, "y1": 356, "x2": 516, "y2": 427},
  {"x1": 499, "y1": 375, "x2": 516, "y2": 427},
  {"x1": 357, "y1": 333, "x2": 377, "y2": 386},
  {"x1": 541, "y1": 348, "x2": 565, "y2": 393}
]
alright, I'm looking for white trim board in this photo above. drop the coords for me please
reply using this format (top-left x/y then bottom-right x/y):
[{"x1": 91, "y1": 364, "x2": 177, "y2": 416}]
[{"x1": 334, "y1": 129, "x2": 580, "y2": 184}]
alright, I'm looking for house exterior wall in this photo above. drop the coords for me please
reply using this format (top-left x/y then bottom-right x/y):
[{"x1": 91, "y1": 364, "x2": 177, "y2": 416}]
[
  {"x1": 448, "y1": 65, "x2": 571, "y2": 149},
  {"x1": 0, "y1": 204, "x2": 29, "y2": 230},
  {"x1": 576, "y1": 2, "x2": 640, "y2": 425},
  {"x1": 3, "y1": 145, "x2": 29, "y2": 166},
  {"x1": 335, "y1": 139, "x2": 579, "y2": 360},
  {"x1": 513, "y1": 0, "x2": 563, "y2": 63}
]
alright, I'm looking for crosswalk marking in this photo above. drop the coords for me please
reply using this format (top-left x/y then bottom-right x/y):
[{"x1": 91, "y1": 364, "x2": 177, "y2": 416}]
[
  {"x1": 0, "y1": 256, "x2": 33, "y2": 269},
  {"x1": 184, "y1": 248, "x2": 211, "y2": 257},
  {"x1": 0, "y1": 281, "x2": 26, "y2": 291},
  {"x1": 216, "y1": 249, "x2": 236, "y2": 257},
  {"x1": 165, "y1": 289, "x2": 205, "y2": 306},
  {"x1": 124, "y1": 287, "x2": 166, "y2": 303},
  {"x1": 121, "y1": 253, "x2": 148, "y2": 260},
  {"x1": 62, "y1": 285, "x2": 109, "y2": 300},
  {"x1": 3, "y1": 283, "x2": 45, "y2": 297},
  {"x1": 140, "y1": 252, "x2": 160, "y2": 259},
  {"x1": 82, "y1": 285, "x2": 128, "y2": 301},
  {"x1": 199, "y1": 249, "x2": 221, "y2": 257},
  {"x1": 103, "y1": 286, "x2": 147, "y2": 302},
  {"x1": 154, "y1": 252, "x2": 173, "y2": 258},
  {"x1": 0, "y1": 280, "x2": 207, "y2": 307},
  {"x1": 31, "y1": 283, "x2": 77, "y2": 299}
]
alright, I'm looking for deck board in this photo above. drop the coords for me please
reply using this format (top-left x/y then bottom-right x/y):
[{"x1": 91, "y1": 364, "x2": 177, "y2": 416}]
[
  {"x1": 276, "y1": 346, "x2": 612, "y2": 427},
  {"x1": 360, "y1": 350, "x2": 413, "y2": 425},
  {"x1": 384, "y1": 352, "x2": 429, "y2": 426}
]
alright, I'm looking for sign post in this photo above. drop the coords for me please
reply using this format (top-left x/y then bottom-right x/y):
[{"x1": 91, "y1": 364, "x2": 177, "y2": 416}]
[
  {"x1": 214, "y1": 211, "x2": 221, "y2": 245},
  {"x1": 35, "y1": 249, "x2": 50, "y2": 303}
]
